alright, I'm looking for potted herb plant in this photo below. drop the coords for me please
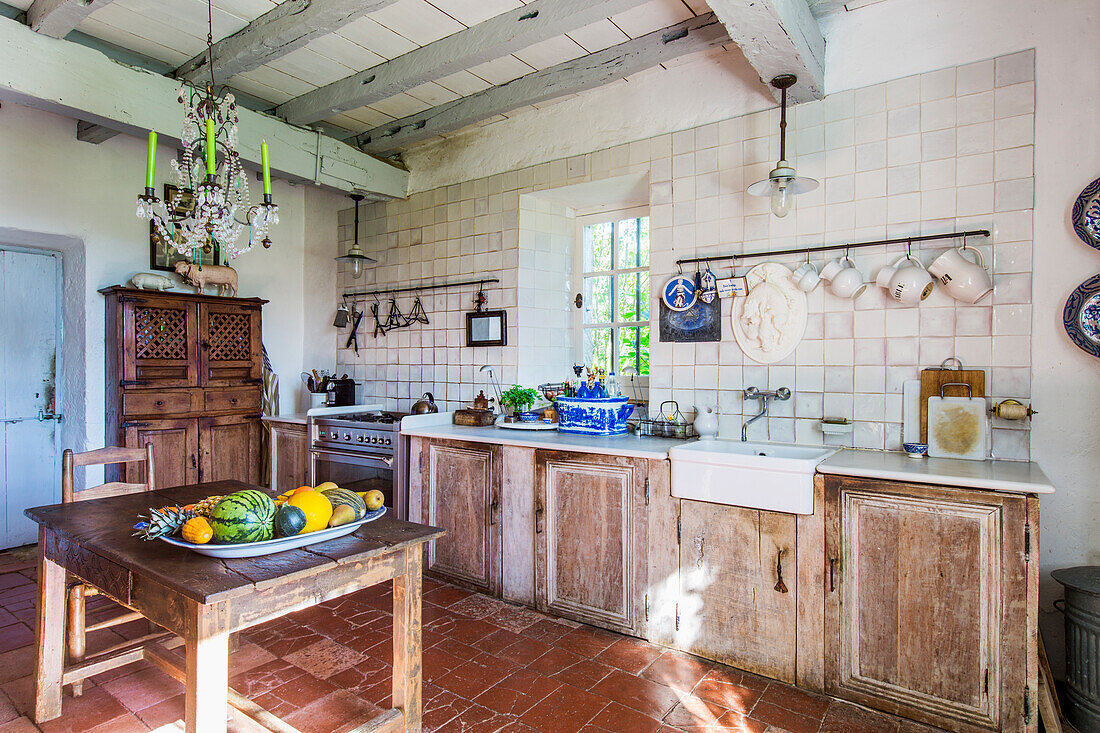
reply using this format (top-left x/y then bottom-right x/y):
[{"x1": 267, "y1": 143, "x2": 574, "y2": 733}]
[{"x1": 500, "y1": 385, "x2": 540, "y2": 420}]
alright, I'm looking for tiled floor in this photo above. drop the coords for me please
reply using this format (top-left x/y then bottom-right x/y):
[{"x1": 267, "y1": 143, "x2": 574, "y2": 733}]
[{"x1": 0, "y1": 555, "x2": 943, "y2": 732}]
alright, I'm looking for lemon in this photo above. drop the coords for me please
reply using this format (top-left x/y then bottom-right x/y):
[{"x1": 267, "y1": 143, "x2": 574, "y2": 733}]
[{"x1": 286, "y1": 490, "x2": 333, "y2": 533}]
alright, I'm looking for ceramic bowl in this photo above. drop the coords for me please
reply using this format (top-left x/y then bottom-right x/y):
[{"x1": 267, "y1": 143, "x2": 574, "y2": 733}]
[{"x1": 903, "y1": 442, "x2": 928, "y2": 459}]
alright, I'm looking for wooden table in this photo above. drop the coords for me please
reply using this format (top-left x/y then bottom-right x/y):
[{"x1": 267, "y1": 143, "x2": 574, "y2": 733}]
[{"x1": 25, "y1": 480, "x2": 443, "y2": 733}]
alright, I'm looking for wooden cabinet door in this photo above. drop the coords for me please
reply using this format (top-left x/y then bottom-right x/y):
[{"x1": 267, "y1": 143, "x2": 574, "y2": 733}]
[
  {"x1": 122, "y1": 418, "x2": 199, "y2": 489},
  {"x1": 678, "y1": 501, "x2": 798, "y2": 683},
  {"x1": 198, "y1": 301, "x2": 262, "y2": 387},
  {"x1": 420, "y1": 439, "x2": 502, "y2": 595},
  {"x1": 199, "y1": 415, "x2": 261, "y2": 485},
  {"x1": 534, "y1": 451, "x2": 647, "y2": 634},
  {"x1": 268, "y1": 422, "x2": 308, "y2": 494},
  {"x1": 824, "y1": 475, "x2": 1034, "y2": 733},
  {"x1": 120, "y1": 296, "x2": 199, "y2": 388}
]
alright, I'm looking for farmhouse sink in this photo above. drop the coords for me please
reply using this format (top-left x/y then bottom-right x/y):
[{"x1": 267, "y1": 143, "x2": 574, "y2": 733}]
[{"x1": 668, "y1": 440, "x2": 840, "y2": 514}]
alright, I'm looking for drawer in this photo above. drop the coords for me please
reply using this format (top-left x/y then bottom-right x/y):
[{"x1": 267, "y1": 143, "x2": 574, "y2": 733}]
[
  {"x1": 204, "y1": 388, "x2": 260, "y2": 413},
  {"x1": 121, "y1": 391, "x2": 192, "y2": 415}
]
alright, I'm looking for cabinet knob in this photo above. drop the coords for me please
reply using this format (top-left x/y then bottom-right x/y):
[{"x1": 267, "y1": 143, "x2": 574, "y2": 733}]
[
  {"x1": 829, "y1": 558, "x2": 837, "y2": 592},
  {"x1": 230, "y1": 398, "x2": 237, "y2": 404},
  {"x1": 535, "y1": 504, "x2": 544, "y2": 534},
  {"x1": 155, "y1": 400, "x2": 164, "y2": 407},
  {"x1": 774, "y1": 549, "x2": 788, "y2": 594}
]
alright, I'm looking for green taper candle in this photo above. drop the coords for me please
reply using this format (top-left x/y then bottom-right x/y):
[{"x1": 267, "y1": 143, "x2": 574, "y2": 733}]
[
  {"x1": 261, "y1": 139, "x2": 271, "y2": 195},
  {"x1": 206, "y1": 118, "x2": 216, "y2": 176},
  {"x1": 145, "y1": 131, "x2": 157, "y2": 189}
]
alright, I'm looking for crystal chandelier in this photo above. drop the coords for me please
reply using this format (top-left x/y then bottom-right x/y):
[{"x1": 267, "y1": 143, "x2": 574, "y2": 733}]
[{"x1": 135, "y1": 0, "x2": 277, "y2": 261}]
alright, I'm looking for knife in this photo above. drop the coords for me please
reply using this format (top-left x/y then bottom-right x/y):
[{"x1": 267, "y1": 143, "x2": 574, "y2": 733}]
[{"x1": 346, "y1": 308, "x2": 364, "y2": 355}]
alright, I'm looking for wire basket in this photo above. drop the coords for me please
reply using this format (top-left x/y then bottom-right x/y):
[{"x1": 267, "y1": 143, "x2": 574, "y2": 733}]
[{"x1": 630, "y1": 400, "x2": 698, "y2": 439}]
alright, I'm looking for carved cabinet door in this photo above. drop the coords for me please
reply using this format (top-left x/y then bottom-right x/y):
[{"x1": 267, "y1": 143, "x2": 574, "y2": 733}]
[
  {"x1": 420, "y1": 439, "x2": 502, "y2": 595},
  {"x1": 119, "y1": 296, "x2": 199, "y2": 388},
  {"x1": 533, "y1": 451, "x2": 648, "y2": 634},
  {"x1": 824, "y1": 475, "x2": 1034, "y2": 733},
  {"x1": 198, "y1": 302, "x2": 262, "y2": 387},
  {"x1": 678, "y1": 501, "x2": 798, "y2": 683},
  {"x1": 122, "y1": 418, "x2": 199, "y2": 488},
  {"x1": 199, "y1": 415, "x2": 261, "y2": 485}
]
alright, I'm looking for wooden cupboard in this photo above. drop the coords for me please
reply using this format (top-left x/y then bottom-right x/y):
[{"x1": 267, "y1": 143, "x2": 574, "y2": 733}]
[
  {"x1": 414, "y1": 438, "x2": 502, "y2": 596},
  {"x1": 266, "y1": 419, "x2": 308, "y2": 494},
  {"x1": 533, "y1": 450, "x2": 648, "y2": 635},
  {"x1": 823, "y1": 474, "x2": 1037, "y2": 733},
  {"x1": 102, "y1": 287, "x2": 266, "y2": 487}
]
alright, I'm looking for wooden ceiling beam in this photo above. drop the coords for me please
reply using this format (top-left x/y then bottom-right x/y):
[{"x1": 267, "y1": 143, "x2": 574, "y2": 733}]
[
  {"x1": 76, "y1": 120, "x2": 120, "y2": 144},
  {"x1": 175, "y1": 0, "x2": 401, "y2": 86},
  {"x1": 275, "y1": 0, "x2": 652, "y2": 126},
  {"x1": 0, "y1": 16, "x2": 408, "y2": 198},
  {"x1": 705, "y1": 0, "x2": 824, "y2": 103},
  {"x1": 26, "y1": 0, "x2": 115, "y2": 38},
  {"x1": 358, "y1": 13, "x2": 731, "y2": 155}
]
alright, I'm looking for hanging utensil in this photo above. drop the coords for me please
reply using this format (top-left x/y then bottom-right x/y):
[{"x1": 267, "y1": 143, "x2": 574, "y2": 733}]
[
  {"x1": 333, "y1": 298, "x2": 350, "y2": 328},
  {"x1": 384, "y1": 297, "x2": 408, "y2": 330},
  {"x1": 699, "y1": 263, "x2": 718, "y2": 303},
  {"x1": 346, "y1": 306, "x2": 364, "y2": 355},
  {"x1": 371, "y1": 299, "x2": 386, "y2": 338},
  {"x1": 408, "y1": 294, "x2": 430, "y2": 325}
]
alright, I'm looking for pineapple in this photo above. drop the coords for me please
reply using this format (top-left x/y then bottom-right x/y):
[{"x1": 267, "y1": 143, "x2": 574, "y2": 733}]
[
  {"x1": 133, "y1": 505, "x2": 193, "y2": 541},
  {"x1": 189, "y1": 495, "x2": 224, "y2": 517}
]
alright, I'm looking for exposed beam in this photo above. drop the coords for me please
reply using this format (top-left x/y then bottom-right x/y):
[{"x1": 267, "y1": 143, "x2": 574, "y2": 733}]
[
  {"x1": 26, "y1": 0, "x2": 114, "y2": 38},
  {"x1": 358, "y1": 13, "x2": 731, "y2": 155},
  {"x1": 76, "y1": 119, "x2": 119, "y2": 143},
  {"x1": 176, "y1": 0, "x2": 400, "y2": 86},
  {"x1": 276, "y1": 0, "x2": 651, "y2": 126},
  {"x1": 705, "y1": 0, "x2": 824, "y2": 103},
  {"x1": 0, "y1": 16, "x2": 407, "y2": 198}
]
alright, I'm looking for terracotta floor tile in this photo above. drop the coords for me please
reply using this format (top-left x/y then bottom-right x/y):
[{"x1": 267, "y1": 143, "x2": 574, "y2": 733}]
[
  {"x1": 550, "y1": 658, "x2": 616, "y2": 691},
  {"x1": 0, "y1": 626, "x2": 32, "y2": 654},
  {"x1": 0, "y1": 648, "x2": 34, "y2": 685},
  {"x1": 475, "y1": 628, "x2": 528, "y2": 657},
  {"x1": 747, "y1": 700, "x2": 820, "y2": 733},
  {"x1": 711, "y1": 711, "x2": 769, "y2": 732},
  {"x1": 641, "y1": 652, "x2": 713, "y2": 694},
  {"x1": 690, "y1": 669, "x2": 765, "y2": 714},
  {"x1": 496, "y1": 636, "x2": 554, "y2": 667},
  {"x1": 759, "y1": 682, "x2": 830, "y2": 721},
  {"x1": 0, "y1": 677, "x2": 32, "y2": 718},
  {"x1": 85, "y1": 712, "x2": 151, "y2": 732},
  {"x1": 326, "y1": 655, "x2": 392, "y2": 695},
  {"x1": 0, "y1": 716, "x2": 38, "y2": 733},
  {"x1": 820, "y1": 700, "x2": 901, "y2": 733},
  {"x1": 267, "y1": 672, "x2": 339, "y2": 710},
  {"x1": 557, "y1": 628, "x2": 621, "y2": 658},
  {"x1": 430, "y1": 636, "x2": 482, "y2": 661},
  {"x1": 591, "y1": 670, "x2": 682, "y2": 719},
  {"x1": 526, "y1": 647, "x2": 587, "y2": 676},
  {"x1": 0, "y1": 690, "x2": 15, "y2": 725},
  {"x1": 283, "y1": 637, "x2": 367, "y2": 679},
  {"x1": 423, "y1": 644, "x2": 467, "y2": 684},
  {"x1": 486, "y1": 605, "x2": 548, "y2": 635},
  {"x1": 595, "y1": 639, "x2": 665, "y2": 674},
  {"x1": 520, "y1": 682, "x2": 610, "y2": 733},
  {"x1": 422, "y1": 681, "x2": 473, "y2": 730},
  {"x1": 472, "y1": 668, "x2": 562, "y2": 717},
  {"x1": 431, "y1": 616, "x2": 501, "y2": 646},
  {"x1": 229, "y1": 642, "x2": 278, "y2": 676},
  {"x1": 282, "y1": 689, "x2": 382, "y2": 733},
  {"x1": 451, "y1": 594, "x2": 507, "y2": 620},
  {"x1": 100, "y1": 666, "x2": 182, "y2": 712},
  {"x1": 134, "y1": 693, "x2": 185, "y2": 729},
  {"x1": 434, "y1": 654, "x2": 519, "y2": 700},
  {"x1": 36, "y1": 686, "x2": 130, "y2": 733},
  {"x1": 450, "y1": 702, "x2": 525, "y2": 732},
  {"x1": 521, "y1": 619, "x2": 575, "y2": 644},
  {"x1": 228, "y1": 659, "x2": 307, "y2": 698},
  {"x1": 424, "y1": 584, "x2": 474, "y2": 608},
  {"x1": 589, "y1": 701, "x2": 664, "y2": 733}
]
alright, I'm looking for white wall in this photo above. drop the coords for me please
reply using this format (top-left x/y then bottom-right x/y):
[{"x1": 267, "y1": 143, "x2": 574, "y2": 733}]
[{"x1": 0, "y1": 101, "x2": 346, "y2": 453}]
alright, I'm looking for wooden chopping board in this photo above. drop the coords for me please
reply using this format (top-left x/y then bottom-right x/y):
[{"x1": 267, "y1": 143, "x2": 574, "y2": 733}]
[{"x1": 919, "y1": 366, "x2": 985, "y2": 442}]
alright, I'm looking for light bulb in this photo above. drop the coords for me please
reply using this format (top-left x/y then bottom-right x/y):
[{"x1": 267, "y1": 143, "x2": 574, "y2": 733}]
[
  {"x1": 770, "y1": 182, "x2": 791, "y2": 218},
  {"x1": 351, "y1": 258, "x2": 364, "y2": 279}
]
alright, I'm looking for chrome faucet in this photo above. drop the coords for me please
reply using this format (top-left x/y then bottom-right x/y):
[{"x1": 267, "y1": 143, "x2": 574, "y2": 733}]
[{"x1": 741, "y1": 386, "x2": 791, "y2": 441}]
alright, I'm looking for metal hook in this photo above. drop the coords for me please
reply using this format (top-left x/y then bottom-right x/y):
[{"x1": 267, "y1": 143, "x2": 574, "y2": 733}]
[
  {"x1": 960, "y1": 233, "x2": 970, "y2": 251},
  {"x1": 907, "y1": 237, "x2": 913, "y2": 259},
  {"x1": 677, "y1": 262, "x2": 684, "y2": 275}
]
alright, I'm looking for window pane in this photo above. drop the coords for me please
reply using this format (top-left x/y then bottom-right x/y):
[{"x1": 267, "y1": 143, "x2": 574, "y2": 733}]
[
  {"x1": 618, "y1": 326, "x2": 650, "y2": 376},
  {"x1": 584, "y1": 275, "x2": 612, "y2": 324},
  {"x1": 584, "y1": 327, "x2": 613, "y2": 374},
  {"x1": 616, "y1": 271, "x2": 649, "y2": 322},
  {"x1": 583, "y1": 221, "x2": 613, "y2": 272},
  {"x1": 617, "y1": 217, "x2": 650, "y2": 269}
]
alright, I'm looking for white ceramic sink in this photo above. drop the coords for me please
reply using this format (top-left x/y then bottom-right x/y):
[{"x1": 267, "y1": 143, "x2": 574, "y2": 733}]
[{"x1": 668, "y1": 439, "x2": 840, "y2": 514}]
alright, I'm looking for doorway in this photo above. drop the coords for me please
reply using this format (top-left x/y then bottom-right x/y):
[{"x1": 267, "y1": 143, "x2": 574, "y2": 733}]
[{"x1": 0, "y1": 247, "x2": 62, "y2": 549}]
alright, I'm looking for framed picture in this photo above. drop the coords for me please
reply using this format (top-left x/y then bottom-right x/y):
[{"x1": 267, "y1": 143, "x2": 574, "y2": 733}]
[
  {"x1": 149, "y1": 184, "x2": 222, "y2": 271},
  {"x1": 466, "y1": 310, "x2": 507, "y2": 347}
]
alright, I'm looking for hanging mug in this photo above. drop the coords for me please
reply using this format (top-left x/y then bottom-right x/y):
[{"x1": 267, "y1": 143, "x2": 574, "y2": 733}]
[
  {"x1": 791, "y1": 261, "x2": 821, "y2": 292},
  {"x1": 820, "y1": 256, "x2": 867, "y2": 299},
  {"x1": 875, "y1": 254, "x2": 934, "y2": 306},
  {"x1": 928, "y1": 247, "x2": 993, "y2": 304}
]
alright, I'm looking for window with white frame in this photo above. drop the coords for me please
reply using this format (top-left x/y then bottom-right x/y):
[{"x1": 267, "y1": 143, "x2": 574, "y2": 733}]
[{"x1": 575, "y1": 208, "x2": 650, "y2": 380}]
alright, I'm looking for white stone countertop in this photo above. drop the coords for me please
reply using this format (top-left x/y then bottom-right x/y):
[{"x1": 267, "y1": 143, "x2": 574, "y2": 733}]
[
  {"x1": 818, "y1": 449, "x2": 1054, "y2": 494},
  {"x1": 261, "y1": 413, "x2": 309, "y2": 425},
  {"x1": 400, "y1": 412, "x2": 688, "y2": 459}
]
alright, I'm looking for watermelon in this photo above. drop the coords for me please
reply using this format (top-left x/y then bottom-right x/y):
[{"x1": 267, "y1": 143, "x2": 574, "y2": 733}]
[
  {"x1": 273, "y1": 504, "x2": 307, "y2": 537},
  {"x1": 320, "y1": 487, "x2": 367, "y2": 521},
  {"x1": 208, "y1": 490, "x2": 277, "y2": 544}
]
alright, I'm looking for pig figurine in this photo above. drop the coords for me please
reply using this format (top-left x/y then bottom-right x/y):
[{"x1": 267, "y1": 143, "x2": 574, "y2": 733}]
[
  {"x1": 173, "y1": 261, "x2": 239, "y2": 297},
  {"x1": 129, "y1": 272, "x2": 175, "y2": 291}
]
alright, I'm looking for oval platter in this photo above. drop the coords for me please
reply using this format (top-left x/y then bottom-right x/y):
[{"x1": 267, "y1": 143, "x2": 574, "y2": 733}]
[
  {"x1": 159, "y1": 506, "x2": 386, "y2": 558},
  {"x1": 1072, "y1": 176, "x2": 1100, "y2": 249},
  {"x1": 1063, "y1": 274, "x2": 1100, "y2": 358}
]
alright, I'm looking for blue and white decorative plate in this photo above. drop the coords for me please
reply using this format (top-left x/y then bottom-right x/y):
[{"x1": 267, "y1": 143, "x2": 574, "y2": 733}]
[
  {"x1": 1063, "y1": 274, "x2": 1100, "y2": 358},
  {"x1": 662, "y1": 274, "x2": 697, "y2": 312},
  {"x1": 1072, "y1": 176, "x2": 1100, "y2": 249}
]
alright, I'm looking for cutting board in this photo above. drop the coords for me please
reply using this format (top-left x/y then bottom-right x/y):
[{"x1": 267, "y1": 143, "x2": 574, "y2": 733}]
[
  {"x1": 919, "y1": 366, "x2": 985, "y2": 442},
  {"x1": 927, "y1": 395, "x2": 988, "y2": 460}
]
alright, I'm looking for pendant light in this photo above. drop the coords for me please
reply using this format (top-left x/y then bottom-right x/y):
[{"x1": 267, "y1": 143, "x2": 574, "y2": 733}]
[
  {"x1": 335, "y1": 193, "x2": 376, "y2": 279},
  {"x1": 746, "y1": 74, "x2": 818, "y2": 218}
]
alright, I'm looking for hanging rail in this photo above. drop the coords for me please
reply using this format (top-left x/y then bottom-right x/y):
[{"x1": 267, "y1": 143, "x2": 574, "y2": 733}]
[
  {"x1": 344, "y1": 276, "x2": 500, "y2": 299},
  {"x1": 674, "y1": 229, "x2": 991, "y2": 268}
]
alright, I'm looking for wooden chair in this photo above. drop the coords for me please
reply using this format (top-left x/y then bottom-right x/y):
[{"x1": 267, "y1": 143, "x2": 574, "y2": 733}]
[{"x1": 61, "y1": 444, "x2": 157, "y2": 696}]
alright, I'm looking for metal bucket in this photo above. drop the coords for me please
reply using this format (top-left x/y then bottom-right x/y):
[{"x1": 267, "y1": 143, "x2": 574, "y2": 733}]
[{"x1": 1052, "y1": 566, "x2": 1100, "y2": 732}]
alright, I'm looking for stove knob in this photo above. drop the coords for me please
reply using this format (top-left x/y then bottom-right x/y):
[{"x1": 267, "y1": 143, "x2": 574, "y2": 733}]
[
  {"x1": 343, "y1": 433, "x2": 351, "y2": 441},
  {"x1": 384, "y1": 438, "x2": 392, "y2": 446},
  {"x1": 370, "y1": 436, "x2": 378, "y2": 444},
  {"x1": 357, "y1": 435, "x2": 365, "y2": 443}
]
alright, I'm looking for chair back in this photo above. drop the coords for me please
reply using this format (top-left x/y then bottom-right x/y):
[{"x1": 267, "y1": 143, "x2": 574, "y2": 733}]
[{"x1": 62, "y1": 444, "x2": 156, "y2": 503}]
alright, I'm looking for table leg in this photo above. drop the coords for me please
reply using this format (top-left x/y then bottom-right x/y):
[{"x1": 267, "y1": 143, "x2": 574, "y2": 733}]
[
  {"x1": 185, "y1": 604, "x2": 230, "y2": 733},
  {"x1": 34, "y1": 527, "x2": 66, "y2": 723},
  {"x1": 393, "y1": 546, "x2": 423, "y2": 732}
]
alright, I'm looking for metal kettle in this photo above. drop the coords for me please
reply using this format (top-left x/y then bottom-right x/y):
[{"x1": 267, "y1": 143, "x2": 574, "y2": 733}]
[{"x1": 411, "y1": 392, "x2": 438, "y2": 414}]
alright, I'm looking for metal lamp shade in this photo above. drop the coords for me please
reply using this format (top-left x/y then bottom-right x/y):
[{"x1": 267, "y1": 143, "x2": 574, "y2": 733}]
[{"x1": 746, "y1": 171, "x2": 820, "y2": 197}]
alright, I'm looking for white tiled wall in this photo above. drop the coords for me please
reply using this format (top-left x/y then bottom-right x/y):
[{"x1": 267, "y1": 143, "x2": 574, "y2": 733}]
[
  {"x1": 517, "y1": 195, "x2": 575, "y2": 387},
  {"x1": 336, "y1": 50, "x2": 1034, "y2": 459}
]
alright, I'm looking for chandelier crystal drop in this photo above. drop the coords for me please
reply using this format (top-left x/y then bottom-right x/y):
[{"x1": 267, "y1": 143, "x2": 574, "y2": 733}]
[{"x1": 136, "y1": 0, "x2": 277, "y2": 260}]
